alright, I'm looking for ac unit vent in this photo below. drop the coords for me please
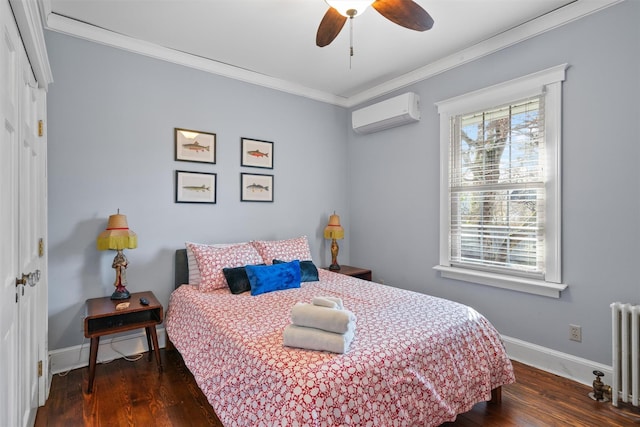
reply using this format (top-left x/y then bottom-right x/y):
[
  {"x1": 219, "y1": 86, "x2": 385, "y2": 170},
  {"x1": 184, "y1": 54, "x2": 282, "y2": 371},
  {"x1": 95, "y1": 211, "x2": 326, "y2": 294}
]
[{"x1": 352, "y1": 92, "x2": 420, "y2": 134}]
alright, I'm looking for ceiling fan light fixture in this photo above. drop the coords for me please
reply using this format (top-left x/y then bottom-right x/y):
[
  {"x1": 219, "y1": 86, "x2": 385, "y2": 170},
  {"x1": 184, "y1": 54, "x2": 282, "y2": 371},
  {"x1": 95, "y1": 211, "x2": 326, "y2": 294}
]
[{"x1": 325, "y1": 0, "x2": 375, "y2": 18}]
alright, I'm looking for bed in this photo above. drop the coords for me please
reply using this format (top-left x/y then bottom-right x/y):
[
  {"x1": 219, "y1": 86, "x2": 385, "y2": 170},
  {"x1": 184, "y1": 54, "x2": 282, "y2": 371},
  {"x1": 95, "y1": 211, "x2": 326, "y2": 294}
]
[{"x1": 165, "y1": 238, "x2": 515, "y2": 426}]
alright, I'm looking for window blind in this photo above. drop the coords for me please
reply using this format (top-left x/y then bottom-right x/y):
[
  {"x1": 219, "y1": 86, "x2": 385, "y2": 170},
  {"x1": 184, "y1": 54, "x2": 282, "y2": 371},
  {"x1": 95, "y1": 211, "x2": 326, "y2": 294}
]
[{"x1": 449, "y1": 96, "x2": 545, "y2": 277}]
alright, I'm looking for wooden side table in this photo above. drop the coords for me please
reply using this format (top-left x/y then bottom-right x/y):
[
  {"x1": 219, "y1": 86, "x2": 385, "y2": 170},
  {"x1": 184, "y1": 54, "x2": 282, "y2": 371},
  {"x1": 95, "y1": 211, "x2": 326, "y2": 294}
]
[
  {"x1": 84, "y1": 290, "x2": 163, "y2": 393},
  {"x1": 323, "y1": 265, "x2": 372, "y2": 281}
]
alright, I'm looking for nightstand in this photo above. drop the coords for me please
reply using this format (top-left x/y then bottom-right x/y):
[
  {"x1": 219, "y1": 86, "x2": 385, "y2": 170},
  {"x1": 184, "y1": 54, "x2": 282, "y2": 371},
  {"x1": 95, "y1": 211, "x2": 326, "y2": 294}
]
[
  {"x1": 84, "y1": 291, "x2": 163, "y2": 393},
  {"x1": 323, "y1": 265, "x2": 372, "y2": 281}
]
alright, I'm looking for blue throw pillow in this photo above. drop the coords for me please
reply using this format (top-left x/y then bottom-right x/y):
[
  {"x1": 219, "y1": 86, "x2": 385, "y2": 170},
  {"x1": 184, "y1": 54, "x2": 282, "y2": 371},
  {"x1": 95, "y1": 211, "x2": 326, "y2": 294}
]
[
  {"x1": 246, "y1": 260, "x2": 302, "y2": 296},
  {"x1": 272, "y1": 259, "x2": 319, "y2": 282},
  {"x1": 223, "y1": 264, "x2": 265, "y2": 294}
]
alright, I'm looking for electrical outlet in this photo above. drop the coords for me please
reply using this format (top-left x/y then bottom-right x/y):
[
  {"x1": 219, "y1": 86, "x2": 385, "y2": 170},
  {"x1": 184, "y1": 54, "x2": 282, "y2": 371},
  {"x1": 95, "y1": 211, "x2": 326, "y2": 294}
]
[{"x1": 569, "y1": 324, "x2": 582, "y2": 342}]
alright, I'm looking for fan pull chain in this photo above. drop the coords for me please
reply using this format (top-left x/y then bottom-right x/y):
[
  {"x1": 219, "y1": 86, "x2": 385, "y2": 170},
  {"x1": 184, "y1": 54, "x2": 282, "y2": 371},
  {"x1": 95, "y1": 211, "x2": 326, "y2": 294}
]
[
  {"x1": 349, "y1": 16, "x2": 354, "y2": 68},
  {"x1": 345, "y1": 8, "x2": 358, "y2": 69}
]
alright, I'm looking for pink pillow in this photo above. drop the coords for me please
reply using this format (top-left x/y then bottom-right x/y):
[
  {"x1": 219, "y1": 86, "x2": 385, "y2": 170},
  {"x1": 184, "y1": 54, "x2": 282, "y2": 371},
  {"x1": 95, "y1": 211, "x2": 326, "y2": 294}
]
[
  {"x1": 251, "y1": 236, "x2": 312, "y2": 265},
  {"x1": 185, "y1": 241, "x2": 246, "y2": 285},
  {"x1": 187, "y1": 242, "x2": 263, "y2": 291}
]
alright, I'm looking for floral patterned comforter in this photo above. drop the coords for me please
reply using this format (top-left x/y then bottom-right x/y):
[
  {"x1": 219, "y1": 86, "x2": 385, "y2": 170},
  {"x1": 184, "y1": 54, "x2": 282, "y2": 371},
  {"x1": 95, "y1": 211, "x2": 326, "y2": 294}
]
[{"x1": 165, "y1": 270, "x2": 515, "y2": 426}]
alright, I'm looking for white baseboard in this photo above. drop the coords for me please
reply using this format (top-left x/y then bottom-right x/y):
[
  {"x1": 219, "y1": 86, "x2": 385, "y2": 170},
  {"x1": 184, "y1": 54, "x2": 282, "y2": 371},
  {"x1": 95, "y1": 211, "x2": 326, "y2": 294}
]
[
  {"x1": 502, "y1": 335, "x2": 611, "y2": 387},
  {"x1": 49, "y1": 327, "x2": 166, "y2": 375},
  {"x1": 47, "y1": 329, "x2": 606, "y2": 389}
]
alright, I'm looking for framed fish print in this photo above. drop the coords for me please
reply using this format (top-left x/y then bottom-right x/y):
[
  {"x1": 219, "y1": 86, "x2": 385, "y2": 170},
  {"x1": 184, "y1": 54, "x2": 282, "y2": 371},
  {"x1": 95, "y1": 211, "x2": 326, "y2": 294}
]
[
  {"x1": 175, "y1": 128, "x2": 216, "y2": 164},
  {"x1": 175, "y1": 170, "x2": 217, "y2": 204},
  {"x1": 241, "y1": 173, "x2": 273, "y2": 202},
  {"x1": 241, "y1": 138, "x2": 273, "y2": 169}
]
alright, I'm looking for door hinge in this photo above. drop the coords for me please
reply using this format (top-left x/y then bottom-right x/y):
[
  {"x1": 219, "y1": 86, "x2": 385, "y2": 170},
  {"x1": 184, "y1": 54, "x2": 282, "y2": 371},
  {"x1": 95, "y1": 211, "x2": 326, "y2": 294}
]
[
  {"x1": 38, "y1": 360, "x2": 42, "y2": 377},
  {"x1": 38, "y1": 238, "x2": 44, "y2": 257},
  {"x1": 38, "y1": 120, "x2": 44, "y2": 137}
]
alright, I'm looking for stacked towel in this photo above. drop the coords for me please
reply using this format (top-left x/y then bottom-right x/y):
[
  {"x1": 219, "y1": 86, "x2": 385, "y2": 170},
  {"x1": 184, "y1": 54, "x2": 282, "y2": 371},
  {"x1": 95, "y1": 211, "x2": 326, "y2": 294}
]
[
  {"x1": 290, "y1": 302, "x2": 355, "y2": 333},
  {"x1": 283, "y1": 297, "x2": 356, "y2": 354},
  {"x1": 283, "y1": 324, "x2": 355, "y2": 354},
  {"x1": 312, "y1": 296, "x2": 344, "y2": 309}
]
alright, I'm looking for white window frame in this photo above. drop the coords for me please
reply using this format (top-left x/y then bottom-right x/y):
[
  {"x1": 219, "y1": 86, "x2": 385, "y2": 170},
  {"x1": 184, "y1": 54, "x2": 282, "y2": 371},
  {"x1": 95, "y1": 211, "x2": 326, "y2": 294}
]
[{"x1": 434, "y1": 64, "x2": 568, "y2": 298}]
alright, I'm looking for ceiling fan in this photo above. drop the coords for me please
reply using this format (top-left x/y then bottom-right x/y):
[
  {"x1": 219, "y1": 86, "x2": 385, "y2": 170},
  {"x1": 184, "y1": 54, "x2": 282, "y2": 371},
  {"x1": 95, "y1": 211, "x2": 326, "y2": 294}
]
[{"x1": 316, "y1": 0, "x2": 434, "y2": 48}]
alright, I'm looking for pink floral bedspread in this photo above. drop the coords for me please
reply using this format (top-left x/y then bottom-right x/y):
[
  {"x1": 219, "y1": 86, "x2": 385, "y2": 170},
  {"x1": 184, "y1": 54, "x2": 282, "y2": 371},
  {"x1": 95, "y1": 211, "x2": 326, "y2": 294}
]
[{"x1": 166, "y1": 270, "x2": 515, "y2": 426}]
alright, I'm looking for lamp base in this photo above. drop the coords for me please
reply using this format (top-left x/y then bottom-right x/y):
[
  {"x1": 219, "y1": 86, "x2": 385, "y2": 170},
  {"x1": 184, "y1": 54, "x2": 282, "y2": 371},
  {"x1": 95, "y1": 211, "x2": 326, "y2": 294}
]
[
  {"x1": 329, "y1": 238, "x2": 341, "y2": 272},
  {"x1": 110, "y1": 288, "x2": 131, "y2": 300},
  {"x1": 110, "y1": 249, "x2": 131, "y2": 300}
]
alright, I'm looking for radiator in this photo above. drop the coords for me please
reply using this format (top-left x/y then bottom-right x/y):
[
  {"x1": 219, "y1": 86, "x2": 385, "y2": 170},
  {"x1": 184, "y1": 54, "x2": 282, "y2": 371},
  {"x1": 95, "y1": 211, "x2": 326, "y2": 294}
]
[{"x1": 611, "y1": 302, "x2": 640, "y2": 407}]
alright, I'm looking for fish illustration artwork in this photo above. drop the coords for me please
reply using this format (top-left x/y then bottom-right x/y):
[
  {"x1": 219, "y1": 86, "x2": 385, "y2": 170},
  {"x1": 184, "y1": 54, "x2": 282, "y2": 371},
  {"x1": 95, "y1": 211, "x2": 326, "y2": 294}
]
[
  {"x1": 246, "y1": 183, "x2": 269, "y2": 192},
  {"x1": 247, "y1": 149, "x2": 268, "y2": 158},
  {"x1": 183, "y1": 141, "x2": 210, "y2": 152},
  {"x1": 183, "y1": 185, "x2": 210, "y2": 192}
]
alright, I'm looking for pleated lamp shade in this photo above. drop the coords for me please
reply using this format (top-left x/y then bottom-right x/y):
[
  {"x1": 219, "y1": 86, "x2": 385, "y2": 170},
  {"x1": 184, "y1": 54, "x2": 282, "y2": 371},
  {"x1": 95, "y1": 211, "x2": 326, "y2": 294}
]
[{"x1": 96, "y1": 212, "x2": 137, "y2": 251}]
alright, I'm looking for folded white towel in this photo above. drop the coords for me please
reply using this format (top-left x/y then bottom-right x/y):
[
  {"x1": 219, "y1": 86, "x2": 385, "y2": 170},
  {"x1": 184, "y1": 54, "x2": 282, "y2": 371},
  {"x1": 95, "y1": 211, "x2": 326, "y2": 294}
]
[
  {"x1": 283, "y1": 324, "x2": 355, "y2": 354},
  {"x1": 290, "y1": 302, "x2": 356, "y2": 334},
  {"x1": 312, "y1": 296, "x2": 344, "y2": 310}
]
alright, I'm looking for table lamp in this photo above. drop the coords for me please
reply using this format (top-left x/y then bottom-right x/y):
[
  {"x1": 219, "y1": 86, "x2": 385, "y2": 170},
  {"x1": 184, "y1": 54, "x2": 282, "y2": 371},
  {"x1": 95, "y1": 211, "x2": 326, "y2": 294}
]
[
  {"x1": 96, "y1": 210, "x2": 137, "y2": 300},
  {"x1": 323, "y1": 212, "x2": 344, "y2": 271}
]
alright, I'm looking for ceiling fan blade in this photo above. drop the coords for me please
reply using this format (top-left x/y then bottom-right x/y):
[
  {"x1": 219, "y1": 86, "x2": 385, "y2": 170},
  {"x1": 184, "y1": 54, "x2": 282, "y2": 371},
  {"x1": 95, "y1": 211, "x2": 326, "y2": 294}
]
[
  {"x1": 316, "y1": 7, "x2": 348, "y2": 47},
  {"x1": 372, "y1": 0, "x2": 434, "y2": 31}
]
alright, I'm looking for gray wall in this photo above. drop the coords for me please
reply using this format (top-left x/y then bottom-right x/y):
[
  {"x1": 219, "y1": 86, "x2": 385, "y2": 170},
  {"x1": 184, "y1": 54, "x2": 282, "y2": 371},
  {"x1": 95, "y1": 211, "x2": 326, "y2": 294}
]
[
  {"x1": 348, "y1": 0, "x2": 640, "y2": 365},
  {"x1": 46, "y1": 32, "x2": 350, "y2": 350},
  {"x1": 47, "y1": 1, "x2": 639, "y2": 366}
]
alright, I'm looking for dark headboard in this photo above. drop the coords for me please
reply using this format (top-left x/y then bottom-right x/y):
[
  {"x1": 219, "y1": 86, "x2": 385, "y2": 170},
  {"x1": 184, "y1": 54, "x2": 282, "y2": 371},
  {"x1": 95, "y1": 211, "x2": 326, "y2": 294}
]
[{"x1": 175, "y1": 249, "x2": 188, "y2": 289}]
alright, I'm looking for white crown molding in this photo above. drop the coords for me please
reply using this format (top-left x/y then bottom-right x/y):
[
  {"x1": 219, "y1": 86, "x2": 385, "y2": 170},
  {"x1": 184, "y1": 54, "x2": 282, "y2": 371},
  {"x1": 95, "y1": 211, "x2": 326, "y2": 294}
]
[
  {"x1": 10, "y1": 0, "x2": 54, "y2": 88},
  {"x1": 42, "y1": 0, "x2": 621, "y2": 106},
  {"x1": 43, "y1": 13, "x2": 349, "y2": 107},
  {"x1": 345, "y1": 0, "x2": 622, "y2": 107}
]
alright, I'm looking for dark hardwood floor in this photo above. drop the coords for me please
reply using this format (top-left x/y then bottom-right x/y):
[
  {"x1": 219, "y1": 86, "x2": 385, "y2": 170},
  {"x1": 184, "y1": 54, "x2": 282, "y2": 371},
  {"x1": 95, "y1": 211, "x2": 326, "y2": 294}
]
[{"x1": 35, "y1": 349, "x2": 640, "y2": 426}]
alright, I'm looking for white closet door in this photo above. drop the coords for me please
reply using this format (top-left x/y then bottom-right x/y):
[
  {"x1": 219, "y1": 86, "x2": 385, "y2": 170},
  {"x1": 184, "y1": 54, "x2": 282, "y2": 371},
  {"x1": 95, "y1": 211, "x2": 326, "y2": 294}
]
[
  {"x1": 0, "y1": 1, "x2": 48, "y2": 425},
  {"x1": 0, "y1": 0, "x2": 21, "y2": 422}
]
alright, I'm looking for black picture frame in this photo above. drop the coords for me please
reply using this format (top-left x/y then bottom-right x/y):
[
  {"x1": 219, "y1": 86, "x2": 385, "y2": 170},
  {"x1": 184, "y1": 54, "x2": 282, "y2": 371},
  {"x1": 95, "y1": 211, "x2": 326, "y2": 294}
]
[
  {"x1": 240, "y1": 138, "x2": 273, "y2": 169},
  {"x1": 175, "y1": 170, "x2": 217, "y2": 204},
  {"x1": 175, "y1": 128, "x2": 216, "y2": 164},
  {"x1": 241, "y1": 173, "x2": 273, "y2": 202}
]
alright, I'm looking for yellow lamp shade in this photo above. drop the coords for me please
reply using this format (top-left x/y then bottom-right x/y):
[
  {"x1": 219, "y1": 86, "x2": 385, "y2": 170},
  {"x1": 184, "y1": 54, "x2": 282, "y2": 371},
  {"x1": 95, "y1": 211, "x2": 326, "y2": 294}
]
[
  {"x1": 323, "y1": 213, "x2": 344, "y2": 240},
  {"x1": 96, "y1": 212, "x2": 137, "y2": 251}
]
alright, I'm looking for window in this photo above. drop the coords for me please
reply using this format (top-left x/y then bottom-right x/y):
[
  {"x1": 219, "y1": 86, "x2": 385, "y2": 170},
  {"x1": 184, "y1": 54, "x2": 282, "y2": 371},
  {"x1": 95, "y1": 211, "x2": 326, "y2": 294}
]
[{"x1": 434, "y1": 65, "x2": 568, "y2": 298}]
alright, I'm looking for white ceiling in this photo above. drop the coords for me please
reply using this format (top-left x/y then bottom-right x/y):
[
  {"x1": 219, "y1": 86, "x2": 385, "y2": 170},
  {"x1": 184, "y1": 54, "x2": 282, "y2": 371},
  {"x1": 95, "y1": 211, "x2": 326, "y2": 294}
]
[{"x1": 42, "y1": 0, "x2": 620, "y2": 106}]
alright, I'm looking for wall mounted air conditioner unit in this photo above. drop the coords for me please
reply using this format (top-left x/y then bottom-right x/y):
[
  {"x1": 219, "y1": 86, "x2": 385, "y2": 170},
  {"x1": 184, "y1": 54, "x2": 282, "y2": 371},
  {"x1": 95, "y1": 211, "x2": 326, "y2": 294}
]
[{"x1": 352, "y1": 92, "x2": 420, "y2": 134}]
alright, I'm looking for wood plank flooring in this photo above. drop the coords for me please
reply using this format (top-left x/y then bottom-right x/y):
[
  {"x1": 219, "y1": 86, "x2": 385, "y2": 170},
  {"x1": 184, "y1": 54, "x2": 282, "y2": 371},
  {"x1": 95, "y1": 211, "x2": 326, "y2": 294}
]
[{"x1": 35, "y1": 349, "x2": 640, "y2": 426}]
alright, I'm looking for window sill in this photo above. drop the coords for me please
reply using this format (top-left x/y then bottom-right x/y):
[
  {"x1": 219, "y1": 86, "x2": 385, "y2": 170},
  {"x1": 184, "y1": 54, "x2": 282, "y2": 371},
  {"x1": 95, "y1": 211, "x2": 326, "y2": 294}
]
[{"x1": 433, "y1": 265, "x2": 567, "y2": 298}]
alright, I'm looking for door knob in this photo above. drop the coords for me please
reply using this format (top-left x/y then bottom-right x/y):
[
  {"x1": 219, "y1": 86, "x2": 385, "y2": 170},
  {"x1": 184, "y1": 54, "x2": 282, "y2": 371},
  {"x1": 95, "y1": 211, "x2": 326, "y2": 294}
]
[
  {"x1": 15, "y1": 273, "x2": 30, "y2": 287},
  {"x1": 15, "y1": 270, "x2": 40, "y2": 287},
  {"x1": 29, "y1": 270, "x2": 40, "y2": 286}
]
